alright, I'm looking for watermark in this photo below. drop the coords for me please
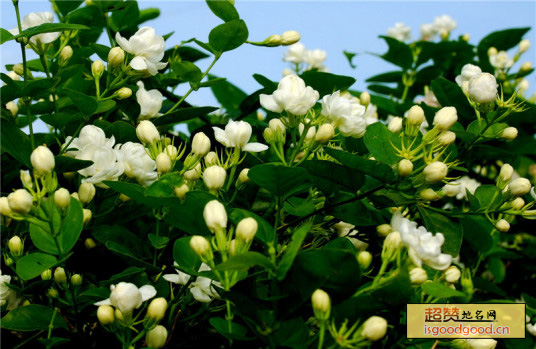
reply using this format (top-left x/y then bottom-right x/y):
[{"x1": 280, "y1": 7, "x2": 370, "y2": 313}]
[{"x1": 407, "y1": 304, "x2": 525, "y2": 338}]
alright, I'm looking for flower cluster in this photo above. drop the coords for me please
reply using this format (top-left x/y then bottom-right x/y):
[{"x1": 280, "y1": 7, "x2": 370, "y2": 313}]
[{"x1": 283, "y1": 43, "x2": 328, "y2": 72}]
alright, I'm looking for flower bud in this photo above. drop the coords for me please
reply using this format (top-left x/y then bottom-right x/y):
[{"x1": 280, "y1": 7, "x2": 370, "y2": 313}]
[
  {"x1": 360, "y1": 91, "x2": 371, "y2": 107},
  {"x1": 146, "y1": 297, "x2": 167, "y2": 322},
  {"x1": 203, "y1": 165, "x2": 226, "y2": 191},
  {"x1": 136, "y1": 120, "x2": 160, "y2": 145},
  {"x1": 71, "y1": 192, "x2": 80, "y2": 201},
  {"x1": 174, "y1": 183, "x2": 189, "y2": 200},
  {"x1": 97, "y1": 305, "x2": 115, "y2": 325},
  {"x1": 500, "y1": 127, "x2": 517, "y2": 141},
  {"x1": 203, "y1": 152, "x2": 218, "y2": 167},
  {"x1": 311, "y1": 289, "x2": 330, "y2": 320},
  {"x1": 264, "y1": 34, "x2": 282, "y2": 47},
  {"x1": 519, "y1": 39, "x2": 530, "y2": 53},
  {"x1": 54, "y1": 188, "x2": 71, "y2": 210},
  {"x1": 54, "y1": 267, "x2": 67, "y2": 283},
  {"x1": 423, "y1": 161, "x2": 448, "y2": 184},
  {"x1": 269, "y1": 118, "x2": 286, "y2": 141},
  {"x1": 281, "y1": 30, "x2": 300, "y2": 45},
  {"x1": 146, "y1": 325, "x2": 168, "y2": 348},
  {"x1": 229, "y1": 239, "x2": 237, "y2": 256},
  {"x1": 420, "y1": 188, "x2": 439, "y2": 201},
  {"x1": 41, "y1": 269, "x2": 52, "y2": 280},
  {"x1": 6, "y1": 101, "x2": 18, "y2": 116},
  {"x1": 462, "y1": 33, "x2": 470, "y2": 42},
  {"x1": 116, "y1": 87, "x2": 132, "y2": 100},
  {"x1": 4, "y1": 257, "x2": 13, "y2": 267},
  {"x1": 382, "y1": 231, "x2": 402, "y2": 260},
  {"x1": 509, "y1": 178, "x2": 531, "y2": 196},
  {"x1": 495, "y1": 219, "x2": 510, "y2": 233},
  {"x1": 299, "y1": 124, "x2": 316, "y2": 141},
  {"x1": 83, "y1": 208, "x2": 92, "y2": 224},
  {"x1": 108, "y1": 47, "x2": 125, "y2": 67},
  {"x1": 499, "y1": 164, "x2": 514, "y2": 182},
  {"x1": 511, "y1": 197, "x2": 525, "y2": 210},
  {"x1": 20, "y1": 170, "x2": 33, "y2": 189},
  {"x1": 13, "y1": 63, "x2": 24, "y2": 76},
  {"x1": 48, "y1": 288, "x2": 59, "y2": 298},
  {"x1": 315, "y1": 124, "x2": 335, "y2": 144},
  {"x1": 31, "y1": 145, "x2": 55, "y2": 176},
  {"x1": 79, "y1": 182, "x2": 96, "y2": 205},
  {"x1": 445, "y1": 266, "x2": 461, "y2": 283},
  {"x1": 190, "y1": 235, "x2": 211, "y2": 258},
  {"x1": 397, "y1": 159, "x2": 413, "y2": 177},
  {"x1": 236, "y1": 217, "x2": 258, "y2": 243},
  {"x1": 468, "y1": 73, "x2": 497, "y2": 104},
  {"x1": 433, "y1": 107, "x2": 458, "y2": 131},
  {"x1": 156, "y1": 153, "x2": 172, "y2": 174},
  {"x1": 407, "y1": 105, "x2": 425, "y2": 126},
  {"x1": 488, "y1": 47, "x2": 498, "y2": 57},
  {"x1": 263, "y1": 128, "x2": 274, "y2": 143},
  {"x1": 361, "y1": 316, "x2": 388, "y2": 341},
  {"x1": 0, "y1": 197, "x2": 13, "y2": 216},
  {"x1": 85, "y1": 238, "x2": 97, "y2": 249},
  {"x1": 238, "y1": 168, "x2": 250, "y2": 183},
  {"x1": 114, "y1": 309, "x2": 124, "y2": 322},
  {"x1": 7, "y1": 189, "x2": 33, "y2": 215},
  {"x1": 192, "y1": 132, "x2": 211, "y2": 157},
  {"x1": 410, "y1": 267, "x2": 428, "y2": 284},
  {"x1": 165, "y1": 145, "x2": 179, "y2": 160},
  {"x1": 376, "y1": 224, "x2": 392, "y2": 238},
  {"x1": 203, "y1": 200, "x2": 227, "y2": 232},
  {"x1": 8, "y1": 236, "x2": 23, "y2": 256},
  {"x1": 59, "y1": 45, "x2": 73, "y2": 66},
  {"x1": 183, "y1": 163, "x2": 201, "y2": 181},
  {"x1": 388, "y1": 116, "x2": 403, "y2": 133},
  {"x1": 357, "y1": 251, "x2": 372, "y2": 269},
  {"x1": 438, "y1": 131, "x2": 456, "y2": 146},
  {"x1": 91, "y1": 60, "x2": 105, "y2": 78},
  {"x1": 521, "y1": 61, "x2": 532, "y2": 71},
  {"x1": 71, "y1": 274, "x2": 83, "y2": 286}
]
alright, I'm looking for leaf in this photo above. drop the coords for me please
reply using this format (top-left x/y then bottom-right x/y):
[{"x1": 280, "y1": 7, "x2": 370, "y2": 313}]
[
  {"x1": 22, "y1": 78, "x2": 55, "y2": 97},
  {"x1": 343, "y1": 50, "x2": 357, "y2": 69},
  {"x1": 40, "y1": 112, "x2": 85, "y2": 129},
  {"x1": 1, "y1": 305, "x2": 67, "y2": 331},
  {"x1": 216, "y1": 252, "x2": 273, "y2": 271},
  {"x1": 300, "y1": 71, "x2": 356, "y2": 97},
  {"x1": 54, "y1": 0, "x2": 84, "y2": 16},
  {"x1": 430, "y1": 77, "x2": 474, "y2": 120},
  {"x1": 137, "y1": 8, "x2": 160, "y2": 25},
  {"x1": 283, "y1": 197, "x2": 315, "y2": 217},
  {"x1": 164, "y1": 191, "x2": 216, "y2": 235},
  {"x1": 208, "y1": 75, "x2": 247, "y2": 112},
  {"x1": 277, "y1": 222, "x2": 312, "y2": 280},
  {"x1": 323, "y1": 147, "x2": 395, "y2": 183},
  {"x1": 421, "y1": 282, "x2": 465, "y2": 299},
  {"x1": 0, "y1": 28, "x2": 15, "y2": 45},
  {"x1": 12, "y1": 23, "x2": 89, "y2": 41},
  {"x1": 54, "y1": 156, "x2": 92, "y2": 173},
  {"x1": 173, "y1": 236, "x2": 202, "y2": 274},
  {"x1": 461, "y1": 216, "x2": 493, "y2": 253},
  {"x1": 0, "y1": 119, "x2": 32, "y2": 168},
  {"x1": 93, "y1": 225, "x2": 150, "y2": 259},
  {"x1": 104, "y1": 121, "x2": 137, "y2": 143},
  {"x1": 477, "y1": 28, "x2": 530, "y2": 72},
  {"x1": 110, "y1": 0, "x2": 140, "y2": 32},
  {"x1": 208, "y1": 19, "x2": 248, "y2": 53},
  {"x1": 60, "y1": 198, "x2": 84, "y2": 254},
  {"x1": 63, "y1": 88, "x2": 98, "y2": 115},
  {"x1": 145, "y1": 173, "x2": 183, "y2": 197},
  {"x1": 16, "y1": 253, "x2": 58, "y2": 280},
  {"x1": 205, "y1": 0, "x2": 239, "y2": 22},
  {"x1": 366, "y1": 71, "x2": 403, "y2": 83},
  {"x1": 379, "y1": 35, "x2": 413, "y2": 69},
  {"x1": 153, "y1": 107, "x2": 218, "y2": 126},
  {"x1": 419, "y1": 207, "x2": 463, "y2": 257},
  {"x1": 473, "y1": 185, "x2": 503, "y2": 211},
  {"x1": 171, "y1": 61, "x2": 202, "y2": 82},
  {"x1": 363, "y1": 122, "x2": 401, "y2": 165},
  {"x1": 329, "y1": 196, "x2": 382, "y2": 226},
  {"x1": 209, "y1": 317, "x2": 249, "y2": 341},
  {"x1": 301, "y1": 160, "x2": 365, "y2": 193},
  {"x1": 248, "y1": 163, "x2": 311, "y2": 197},
  {"x1": 29, "y1": 223, "x2": 59, "y2": 255},
  {"x1": 229, "y1": 209, "x2": 272, "y2": 245}
]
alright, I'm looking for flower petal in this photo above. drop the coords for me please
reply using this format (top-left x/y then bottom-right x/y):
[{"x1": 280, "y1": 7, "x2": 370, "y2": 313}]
[
  {"x1": 94, "y1": 298, "x2": 112, "y2": 306},
  {"x1": 190, "y1": 286, "x2": 212, "y2": 303},
  {"x1": 243, "y1": 142, "x2": 269, "y2": 152},
  {"x1": 213, "y1": 126, "x2": 229, "y2": 147},
  {"x1": 115, "y1": 32, "x2": 131, "y2": 53},
  {"x1": 139, "y1": 285, "x2": 157, "y2": 301},
  {"x1": 259, "y1": 94, "x2": 283, "y2": 113},
  {"x1": 130, "y1": 56, "x2": 148, "y2": 71}
]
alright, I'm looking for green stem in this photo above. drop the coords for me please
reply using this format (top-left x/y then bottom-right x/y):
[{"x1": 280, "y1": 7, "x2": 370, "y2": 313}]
[
  {"x1": 318, "y1": 321, "x2": 326, "y2": 349},
  {"x1": 153, "y1": 216, "x2": 160, "y2": 266},
  {"x1": 46, "y1": 308, "x2": 58, "y2": 348}
]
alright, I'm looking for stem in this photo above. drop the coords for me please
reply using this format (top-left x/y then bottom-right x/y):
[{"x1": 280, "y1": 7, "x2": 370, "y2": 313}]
[
  {"x1": 46, "y1": 308, "x2": 58, "y2": 348},
  {"x1": 225, "y1": 299, "x2": 234, "y2": 341},
  {"x1": 153, "y1": 216, "x2": 160, "y2": 266},
  {"x1": 318, "y1": 321, "x2": 326, "y2": 349}
]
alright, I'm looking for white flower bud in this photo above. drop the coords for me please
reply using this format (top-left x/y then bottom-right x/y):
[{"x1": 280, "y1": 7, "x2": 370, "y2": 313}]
[
  {"x1": 407, "y1": 105, "x2": 425, "y2": 126},
  {"x1": 315, "y1": 124, "x2": 335, "y2": 144},
  {"x1": 97, "y1": 305, "x2": 115, "y2": 325},
  {"x1": 420, "y1": 188, "x2": 439, "y2": 201},
  {"x1": 388, "y1": 117, "x2": 403, "y2": 133},
  {"x1": 91, "y1": 60, "x2": 105, "y2": 78},
  {"x1": 357, "y1": 251, "x2": 372, "y2": 269},
  {"x1": 519, "y1": 39, "x2": 530, "y2": 53},
  {"x1": 165, "y1": 145, "x2": 179, "y2": 160},
  {"x1": 236, "y1": 217, "x2": 258, "y2": 243},
  {"x1": 360, "y1": 91, "x2": 371, "y2": 107},
  {"x1": 190, "y1": 235, "x2": 211, "y2": 257},
  {"x1": 282, "y1": 68, "x2": 293, "y2": 77},
  {"x1": 500, "y1": 127, "x2": 517, "y2": 141},
  {"x1": 0, "y1": 197, "x2": 13, "y2": 216},
  {"x1": 423, "y1": 161, "x2": 448, "y2": 184},
  {"x1": 31, "y1": 145, "x2": 55, "y2": 176},
  {"x1": 203, "y1": 200, "x2": 227, "y2": 232},
  {"x1": 468, "y1": 73, "x2": 497, "y2": 104},
  {"x1": 54, "y1": 188, "x2": 71, "y2": 210},
  {"x1": 398, "y1": 159, "x2": 413, "y2": 177},
  {"x1": 281, "y1": 30, "x2": 301, "y2": 45},
  {"x1": 85, "y1": 238, "x2": 97, "y2": 249},
  {"x1": 146, "y1": 325, "x2": 168, "y2": 348},
  {"x1": 6, "y1": 101, "x2": 18, "y2": 116},
  {"x1": 7, "y1": 189, "x2": 33, "y2": 215},
  {"x1": 71, "y1": 192, "x2": 79, "y2": 201},
  {"x1": 264, "y1": 34, "x2": 282, "y2": 46},
  {"x1": 376, "y1": 224, "x2": 392, "y2": 238},
  {"x1": 499, "y1": 164, "x2": 514, "y2": 182},
  {"x1": 263, "y1": 128, "x2": 274, "y2": 143},
  {"x1": 204, "y1": 151, "x2": 219, "y2": 166},
  {"x1": 192, "y1": 132, "x2": 211, "y2": 157},
  {"x1": 203, "y1": 165, "x2": 226, "y2": 191},
  {"x1": 136, "y1": 120, "x2": 159, "y2": 145},
  {"x1": 156, "y1": 153, "x2": 172, "y2": 174},
  {"x1": 521, "y1": 61, "x2": 532, "y2": 71},
  {"x1": 183, "y1": 163, "x2": 201, "y2": 181},
  {"x1": 433, "y1": 107, "x2": 458, "y2": 131},
  {"x1": 8, "y1": 236, "x2": 23, "y2": 256},
  {"x1": 108, "y1": 47, "x2": 125, "y2": 67},
  {"x1": 71, "y1": 274, "x2": 83, "y2": 286},
  {"x1": 299, "y1": 123, "x2": 316, "y2": 141},
  {"x1": 488, "y1": 47, "x2": 498, "y2": 57},
  {"x1": 511, "y1": 197, "x2": 525, "y2": 210},
  {"x1": 79, "y1": 182, "x2": 96, "y2": 204},
  {"x1": 361, "y1": 316, "x2": 388, "y2": 341},
  {"x1": 54, "y1": 267, "x2": 67, "y2": 283},
  {"x1": 174, "y1": 184, "x2": 189, "y2": 200},
  {"x1": 311, "y1": 289, "x2": 330, "y2": 319},
  {"x1": 41, "y1": 269, "x2": 52, "y2": 280},
  {"x1": 146, "y1": 297, "x2": 167, "y2": 322},
  {"x1": 13, "y1": 64, "x2": 24, "y2": 76},
  {"x1": 462, "y1": 33, "x2": 470, "y2": 42},
  {"x1": 384, "y1": 231, "x2": 402, "y2": 251},
  {"x1": 438, "y1": 131, "x2": 456, "y2": 146},
  {"x1": 6, "y1": 71, "x2": 21, "y2": 81},
  {"x1": 269, "y1": 118, "x2": 286, "y2": 136},
  {"x1": 48, "y1": 288, "x2": 59, "y2": 298},
  {"x1": 229, "y1": 239, "x2": 237, "y2": 256},
  {"x1": 83, "y1": 208, "x2": 92, "y2": 224},
  {"x1": 445, "y1": 266, "x2": 461, "y2": 283},
  {"x1": 59, "y1": 46, "x2": 73, "y2": 65},
  {"x1": 238, "y1": 168, "x2": 250, "y2": 183},
  {"x1": 20, "y1": 170, "x2": 33, "y2": 189},
  {"x1": 509, "y1": 178, "x2": 531, "y2": 196},
  {"x1": 116, "y1": 87, "x2": 132, "y2": 100},
  {"x1": 410, "y1": 268, "x2": 428, "y2": 284},
  {"x1": 495, "y1": 219, "x2": 510, "y2": 232}
]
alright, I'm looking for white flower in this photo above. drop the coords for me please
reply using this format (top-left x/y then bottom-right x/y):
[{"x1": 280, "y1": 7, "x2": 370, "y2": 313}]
[
  {"x1": 527, "y1": 323, "x2": 536, "y2": 337},
  {"x1": 432, "y1": 15, "x2": 457, "y2": 37},
  {"x1": 115, "y1": 142, "x2": 157, "y2": 186},
  {"x1": 164, "y1": 263, "x2": 221, "y2": 303},
  {"x1": 468, "y1": 73, "x2": 498, "y2": 104},
  {"x1": 0, "y1": 271, "x2": 12, "y2": 307},
  {"x1": 442, "y1": 176, "x2": 480, "y2": 200},
  {"x1": 136, "y1": 81, "x2": 163, "y2": 120},
  {"x1": 387, "y1": 22, "x2": 411, "y2": 42},
  {"x1": 9, "y1": 12, "x2": 60, "y2": 46},
  {"x1": 116, "y1": 27, "x2": 167, "y2": 76},
  {"x1": 464, "y1": 338, "x2": 497, "y2": 349},
  {"x1": 283, "y1": 43, "x2": 307, "y2": 63},
  {"x1": 163, "y1": 262, "x2": 192, "y2": 285},
  {"x1": 213, "y1": 120, "x2": 268, "y2": 152},
  {"x1": 420, "y1": 23, "x2": 436, "y2": 40},
  {"x1": 489, "y1": 51, "x2": 513, "y2": 69},
  {"x1": 321, "y1": 91, "x2": 367, "y2": 138},
  {"x1": 95, "y1": 282, "x2": 156, "y2": 315},
  {"x1": 391, "y1": 212, "x2": 452, "y2": 270},
  {"x1": 304, "y1": 49, "x2": 327, "y2": 71},
  {"x1": 65, "y1": 125, "x2": 115, "y2": 156},
  {"x1": 31, "y1": 145, "x2": 55, "y2": 176},
  {"x1": 363, "y1": 104, "x2": 379, "y2": 125},
  {"x1": 455, "y1": 64, "x2": 482, "y2": 86},
  {"x1": 361, "y1": 316, "x2": 388, "y2": 341},
  {"x1": 259, "y1": 74, "x2": 319, "y2": 116}
]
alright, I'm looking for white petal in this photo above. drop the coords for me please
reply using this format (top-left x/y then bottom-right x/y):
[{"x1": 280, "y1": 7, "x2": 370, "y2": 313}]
[
  {"x1": 115, "y1": 32, "x2": 131, "y2": 53},
  {"x1": 163, "y1": 274, "x2": 181, "y2": 284},
  {"x1": 243, "y1": 142, "x2": 269, "y2": 152},
  {"x1": 130, "y1": 56, "x2": 148, "y2": 71},
  {"x1": 94, "y1": 298, "x2": 112, "y2": 306},
  {"x1": 213, "y1": 127, "x2": 229, "y2": 147},
  {"x1": 259, "y1": 94, "x2": 283, "y2": 113},
  {"x1": 190, "y1": 286, "x2": 212, "y2": 303},
  {"x1": 139, "y1": 285, "x2": 157, "y2": 301}
]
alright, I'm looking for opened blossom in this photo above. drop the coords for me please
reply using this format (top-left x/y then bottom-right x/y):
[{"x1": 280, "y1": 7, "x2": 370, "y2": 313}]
[
  {"x1": 442, "y1": 176, "x2": 481, "y2": 200},
  {"x1": 116, "y1": 27, "x2": 167, "y2": 76},
  {"x1": 163, "y1": 263, "x2": 221, "y2": 303},
  {"x1": 386, "y1": 22, "x2": 411, "y2": 42},
  {"x1": 114, "y1": 142, "x2": 157, "y2": 186},
  {"x1": 283, "y1": 43, "x2": 307, "y2": 63},
  {"x1": 260, "y1": 74, "x2": 319, "y2": 116},
  {"x1": 213, "y1": 120, "x2": 268, "y2": 152},
  {"x1": 136, "y1": 81, "x2": 163, "y2": 120},
  {"x1": 321, "y1": 91, "x2": 367, "y2": 138},
  {"x1": 432, "y1": 15, "x2": 457, "y2": 37},
  {"x1": 9, "y1": 12, "x2": 60, "y2": 46},
  {"x1": 95, "y1": 282, "x2": 156, "y2": 315}
]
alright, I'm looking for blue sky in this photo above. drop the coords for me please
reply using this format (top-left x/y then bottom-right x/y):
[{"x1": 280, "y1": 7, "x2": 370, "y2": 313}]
[{"x1": 1, "y1": 1, "x2": 535, "y2": 115}]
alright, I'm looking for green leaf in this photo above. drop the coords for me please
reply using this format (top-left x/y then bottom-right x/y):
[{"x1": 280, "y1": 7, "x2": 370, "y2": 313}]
[
  {"x1": 53, "y1": 0, "x2": 84, "y2": 16},
  {"x1": 153, "y1": 107, "x2": 218, "y2": 126},
  {"x1": 430, "y1": 77, "x2": 474, "y2": 120},
  {"x1": 0, "y1": 28, "x2": 15, "y2": 45},
  {"x1": 95, "y1": 100, "x2": 117, "y2": 114},
  {"x1": 248, "y1": 163, "x2": 311, "y2": 197},
  {"x1": 419, "y1": 208, "x2": 463, "y2": 257},
  {"x1": 277, "y1": 222, "x2": 312, "y2": 280},
  {"x1": 283, "y1": 197, "x2": 316, "y2": 217},
  {"x1": 301, "y1": 160, "x2": 365, "y2": 194},
  {"x1": 110, "y1": 0, "x2": 140, "y2": 32},
  {"x1": 363, "y1": 122, "x2": 401, "y2": 165},
  {"x1": 104, "y1": 121, "x2": 137, "y2": 143},
  {"x1": 473, "y1": 185, "x2": 503, "y2": 211},
  {"x1": 208, "y1": 74, "x2": 247, "y2": 112},
  {"x1": 343, "y1": 50, "x2": 357, "y2": 69},
  {"x1": 145, "y1": 173, "x2": 183, "y2": 197},
  {"x1": 40, "y1": 112, "x2": 85, "y2": 129},
  {"x1": 1, "y1": 305, "x2": 67, "y2": 331},
  {"x1": 461, "y1": 216, "x2": 493, "y2": 253},
  {"x1": 300, "y1": 71, "x2": 356, "y2": 97},
  {"x1": 12, "y1": 23, "x2": 89, "y2": 41},
  {"x1": 422, "y1": 282, "x2": 465, "y2": 298},
  {"x1": 137, "y1": 8, "x2": 160, "y2": 25},
  {"x1": 206, "y1": 0, "x2": 239, "y2": 22},
  {"x1": 54, "y1": 156, "x2": 92, "y2": 173},
  {"x1": 148, "y1": 234, "x2": 169, "y2": 249},
  {"x1": 379, "y1": 35, "x2": 413, "y2": 69},
  {"x1": 477, "y1": 28, "x2": 530, "y2": 72},
  {"x1": 366, "y1": 71, "x2": 403, "y2": 83},
  {"x1": 173, "y1": 236, "x2": 202, "y2": 274},
  {"x1": 209, "y1": 317, "x2": 249, "y2": 341},
  {"x1": 29, "y1": 223, "x2": 59, "y2": 255},
  {"x1": 0, "y1": 119, "x2": 32, "y2": 168},
  {"x1": 60, "y1": 198, "x2": 84, "y2": 254},
  {"x1": 93, "y1": 225, "x2": 150, "y2": 259},
  {"x1": 171, "y1": 61, "x2": 202, "y2": 82},
  {"x1": 208, "y1": 19, "x2": 248, "y2": 53},
  {"x1": 22, "y1": 78, "x2": 55, "y2": 97},
  {"x1": 63, "y1": 88, "x2": 98, "y2": 115},
  {"x1": 329, "y1": 197, "x2": 382, "y2": 226},
  {"x1": 16, "y1": 253, "x2": 58, "y2": 281},
  {"x1": 229, "y1": 209, "x2": 271, "y2": 245},
  {"x1": 487, "y1": 257, "x2": 505, "y2": 283},
  {"x1": 164, "y1": 191, "x2": 216, "y2": 235},
  {"x1": 323, "y1": 147, "x2": 395, "y2": 183},
  {"x1": 216, "y1": 252, "x2": 273, "y2": 271}
]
